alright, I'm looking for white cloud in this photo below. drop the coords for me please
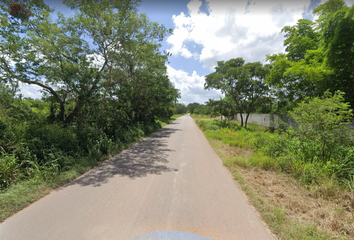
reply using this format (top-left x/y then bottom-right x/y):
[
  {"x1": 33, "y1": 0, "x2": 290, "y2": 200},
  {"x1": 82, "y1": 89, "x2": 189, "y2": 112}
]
[
  {"x1": 345, "y1": 0, "x2": 354, "y2": 6},
  {"x1": 180, "y1": 46, "x2": 193, "y2": 58},
  {"x1": 167, "y1": 0, "x2": 316, "y2": 70},
  {"x1": 19, "y1": 83, "x2": 43, "y2": 99},
  {"x1": 87, "y1": 54, "x2": 105, "y2": 69},
  {"x1": 167, "y1": 64, "x2": 223, "y2": 104}
]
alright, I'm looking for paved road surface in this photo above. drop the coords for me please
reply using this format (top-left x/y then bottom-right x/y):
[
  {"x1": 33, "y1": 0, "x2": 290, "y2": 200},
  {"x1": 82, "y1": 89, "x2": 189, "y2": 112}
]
[{"x1": 0, "y1": 115, "x2": 272, "y2": 240}]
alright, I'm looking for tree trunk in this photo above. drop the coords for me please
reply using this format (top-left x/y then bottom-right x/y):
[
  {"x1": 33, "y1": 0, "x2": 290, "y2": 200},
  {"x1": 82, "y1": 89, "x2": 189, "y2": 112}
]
[
  {"x1": 245, "y1": 112, "x2": 251, "y2": 129},
  {"x1": 64, "y1": 102, "x2": 83, "y2": 124},
  {"x1": 240, "y1": 112, "x2": 244, "y2": 127},
  {"x1": 60, "y1": 102, "x2": 65, "y2": 122}
]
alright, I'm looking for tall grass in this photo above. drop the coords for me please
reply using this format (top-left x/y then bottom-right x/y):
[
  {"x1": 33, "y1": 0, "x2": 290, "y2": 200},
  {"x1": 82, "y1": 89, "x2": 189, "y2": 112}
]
[
  {"x1": 196, "y1": 119, "x2": 354, "y2": 186},
  {"x1": 0, "y1": 120, "x2": 164, "y2": 192},
  {"x1": 0, "y1": 116, "x2": 175, "y2": 222}
]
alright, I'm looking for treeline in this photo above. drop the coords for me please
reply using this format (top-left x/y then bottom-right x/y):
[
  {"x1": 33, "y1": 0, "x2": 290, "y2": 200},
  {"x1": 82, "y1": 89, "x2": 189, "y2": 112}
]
[
  {"x1": 0, "y1": 0, "x2": 179, "y2": 190},
  {"x1": 205, "y1": 0, "x2": 354, "y2": 127},
  {"x1": 171, "y1": 102, "x2": 214, "y2": 116}
]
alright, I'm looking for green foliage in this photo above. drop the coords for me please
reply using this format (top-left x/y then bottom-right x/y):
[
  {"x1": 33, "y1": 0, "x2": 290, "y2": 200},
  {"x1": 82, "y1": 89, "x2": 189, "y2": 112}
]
[
  {"x1": 173, "y1": 103, "x2": 187, "y2": 115},
  {"x1": 289, "y1": 90, "x2": 353, "y2": 163},
  {"x1": 196, "y1": 91, "x2": 354, "y2": 185},
  {"x1": 0, "y1": 0, "x2": 179, "y2": 193},
  {"x1": 205, "y1": 58, "x2": 270, "y2": 128},
  {"x1": 205, "y1": 97, "x2": 237, "y2": 118},
  {"x1": 320, "y1": 4, "x2": 354, "y2": 106},
  {"x1": 281, "y1": 19, "x2": 319, "y2": 62},
  {"x1": 187, "y1": 102, "x2": 214, "y2": 116},
  {"x1": 0, "y1": 150, "x2": 19, "y2": 189},
  {"x1": 267, "y1": 0, "x2": 354, "y2": 108},
  {"x1": 0, "y1": 109, "x2": 166, "y2": 191},
  {"x1": 193, "y1": 104, "x2": 212, "y2": 115},
  {"x1": 0, "y1": 0, "x2": 176, "y2": 124},
  {"x1": 187, "y1": 102, "x2": 200, "y2": 114}
]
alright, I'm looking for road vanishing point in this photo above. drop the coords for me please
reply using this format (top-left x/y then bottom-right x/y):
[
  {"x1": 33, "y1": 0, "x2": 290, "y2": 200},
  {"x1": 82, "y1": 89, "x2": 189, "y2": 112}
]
[{"x1": 0, "y1": 115, "x2": 272, "y2": 240}]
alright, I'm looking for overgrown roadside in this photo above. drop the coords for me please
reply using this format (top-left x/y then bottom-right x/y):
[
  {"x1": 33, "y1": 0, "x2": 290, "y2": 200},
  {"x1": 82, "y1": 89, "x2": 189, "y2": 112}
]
[
  {"x1": 0, "y1": 115, "x2": 182, "y2": 223},
  {"x1": 192, "y1": 115, "x2": 353, "y2": 240}
]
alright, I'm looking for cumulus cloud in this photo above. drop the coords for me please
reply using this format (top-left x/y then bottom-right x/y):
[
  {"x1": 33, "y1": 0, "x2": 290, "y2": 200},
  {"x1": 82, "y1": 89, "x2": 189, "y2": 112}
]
[
  {"x1": 167, "y1": 0, "x2": 316, "y2": 70},
  {"x1": 167, "y1": 65, "x2": 223, "y2": 104},
  {"x1": 302, "y1": 0, "x2": 321, "y2": 20},
  {"x1": 19, "y1": 83, "x2": 43, "y2": 99}
]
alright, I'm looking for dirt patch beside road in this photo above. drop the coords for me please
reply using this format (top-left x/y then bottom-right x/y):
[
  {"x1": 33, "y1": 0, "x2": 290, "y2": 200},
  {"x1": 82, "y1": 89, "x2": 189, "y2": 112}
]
[{"x1": 207, "y1": 137, "x2": 353, "y2": 239}]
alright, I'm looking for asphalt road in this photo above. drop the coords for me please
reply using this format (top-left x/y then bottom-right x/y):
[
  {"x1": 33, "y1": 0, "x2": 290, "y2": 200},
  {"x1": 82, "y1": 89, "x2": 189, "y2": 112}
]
[{"x1": 0, "y1": 115, "x2": 272, "y2": 240}]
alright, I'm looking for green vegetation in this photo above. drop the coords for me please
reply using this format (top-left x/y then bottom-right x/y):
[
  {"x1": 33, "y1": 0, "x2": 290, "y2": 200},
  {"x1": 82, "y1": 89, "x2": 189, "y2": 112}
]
[
  {"x1": 204, "y1": 0, "x2": 354, "y2": 125},
  {"x1": 205, "y1": 58, "x2": 270, "y2": 128},
  {"x1": 194, "y1": 118, "x2": 344, "y2": 239},
  {"x1": 266, "y1": 0, "x2": 354, "y2": 108},
  {"x1": 0, "y1": 0, "x2": 181, "y2": 221},
  {"x1": 194, "y1": 91, "x2": 354, "y2": 238},
  {"x1": 0, "y1": 94, "x2": 181, "y2": 221},
  {"x1": 196, "y1": 92, "x2": 354, "y2": 185}
]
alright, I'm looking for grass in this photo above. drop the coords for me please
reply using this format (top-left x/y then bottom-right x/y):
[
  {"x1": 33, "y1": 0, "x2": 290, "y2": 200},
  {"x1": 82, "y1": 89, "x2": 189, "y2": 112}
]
[
  {"x1": 0, "y1": 151, "x2": 109, "y2": 222},
  {"x1": 0, "y1": 180, "x2": 51, "y2": 221},
  {"x1": 0, "y1": 115, "x2": 180, "y2": 223},
  {"x1": 194, "y1": 118, "x2": 353, "y2": 239}
]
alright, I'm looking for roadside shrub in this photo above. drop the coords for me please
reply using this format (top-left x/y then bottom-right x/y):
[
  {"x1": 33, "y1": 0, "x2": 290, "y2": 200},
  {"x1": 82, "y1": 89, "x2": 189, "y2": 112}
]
[
  {"x1": 196, "y1": 120, "x2": 207, "y2": 131},
  {"x1": 24, "y1": 124, "x2": 79, "y2": 158},
  {"x1": 0, "y1": 150, "x2": 20, "y2": 190},
  {"x1": 0, "y1": 113, "x2": 171, "y2": 191},
  {"x1": 289, "y1": 90, "x2": 353, "y2": 163},
  {"x1": 196, "y1": 93, "x2": 354, "y2": 185}
]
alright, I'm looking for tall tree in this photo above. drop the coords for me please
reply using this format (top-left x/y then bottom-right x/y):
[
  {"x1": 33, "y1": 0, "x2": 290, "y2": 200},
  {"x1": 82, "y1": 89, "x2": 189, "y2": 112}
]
[
  {"x1": 205, "y1": 58, "x2": 269, "y2": 128},
  {"x1": 282, "y1": 19, "x2": 319, "y2": 62},
  {"x1": 266, "y1": 18, "x2": 326, "y2": 103},
  {"x1": 187, "y1": 102, "x2": 200, "y2": 114},
  {"x1": 316, "y1": 1, "x2": 354, "y2": 106},
  {"x1": 0, "y1": 0, "x2": 172, "y2": 124},
  {"x1": 266, "y1": 0, "x2": 354, "y2": 108}
]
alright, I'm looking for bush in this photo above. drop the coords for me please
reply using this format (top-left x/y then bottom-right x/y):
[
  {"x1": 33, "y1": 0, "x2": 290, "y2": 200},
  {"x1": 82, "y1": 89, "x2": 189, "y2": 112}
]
[
  {"x1": 0, "y1": 150, "x2": 19, "y2": 190},
  {"x1": 289, "y1": 90, "x2": 353, "y2": 163},
  {"x1": 0, "y1": 107, "x2": 169, "y2": 191},
  {"x1": 196, "y1": 96, "x2": 354, "y2": 185}
]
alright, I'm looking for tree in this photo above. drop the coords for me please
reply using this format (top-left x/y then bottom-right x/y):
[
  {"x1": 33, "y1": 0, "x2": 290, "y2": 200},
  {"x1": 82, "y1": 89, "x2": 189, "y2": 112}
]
[
  {"x1": 266, "y1": 0, "x2": 354, "y2": 108},
  {"x1": 186, "y1": 102, "x2": 200, "y2": 114},
  {"x1": 0, "y1": 0, "x2": 172, "y2": 124},
  {"x1": 316, "y1": 2, "x2": 354, "y2": 106},
  {"x1": 206, "y1": 97, "x2": 237, "y2": 119},
  {"x1": 265, "y1": 18, "x2": 327, "y2": 104},
  {"x1": 205, "y1": 58, "x2": 269, "y2": 128},
  {"x1": 289, "y1": 90, "x2": 353, "y2": 162},
  {"x1": 193, "y1": 104, "x2": 212, "y2": 116},
  {"x1": 282, "y1": 19, "x2": 319, "y2": 62},
  {"x1": 174, "y1": 103, "x2": 187, "y2": 114},
  {"x1": 265, "y1": 50, "x2": 329, "y2": 104}
]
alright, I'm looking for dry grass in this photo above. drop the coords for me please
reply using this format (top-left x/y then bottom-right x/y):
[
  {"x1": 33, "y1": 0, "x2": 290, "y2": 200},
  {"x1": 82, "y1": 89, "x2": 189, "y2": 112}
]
[{"x1": 208, "y1": 137, "x2": 354, "y2": 239}]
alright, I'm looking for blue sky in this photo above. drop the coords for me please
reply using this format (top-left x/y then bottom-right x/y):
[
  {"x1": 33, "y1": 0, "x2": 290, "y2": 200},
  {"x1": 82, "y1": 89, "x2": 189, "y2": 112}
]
[{"x1": 20, "y1": 0, "x2": 354, "y2": 105}]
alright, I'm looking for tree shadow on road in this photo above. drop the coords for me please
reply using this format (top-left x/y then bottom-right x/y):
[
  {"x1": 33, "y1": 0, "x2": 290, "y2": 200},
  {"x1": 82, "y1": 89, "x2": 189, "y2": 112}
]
[{"x1": 61, "y1": 127, "x2": 181, "y2": 188}]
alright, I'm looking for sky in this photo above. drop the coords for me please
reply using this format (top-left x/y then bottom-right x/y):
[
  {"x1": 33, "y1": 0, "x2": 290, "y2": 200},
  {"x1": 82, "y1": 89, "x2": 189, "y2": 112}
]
[{"x1": 20, "y1": 0, "x2": 354, "y2": 105}]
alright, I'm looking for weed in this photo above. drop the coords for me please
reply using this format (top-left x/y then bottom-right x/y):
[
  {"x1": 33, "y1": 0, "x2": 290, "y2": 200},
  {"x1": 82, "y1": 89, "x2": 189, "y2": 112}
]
[
  {"x1": 194, "y1": 117, "x2": 353, "y2": 239},
  {"x1": 0, "y1": 150, "x2": 19, "y2": 189},
  {"x1": 0, "y1": 114, "x2": 180, "y2": 222}
]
